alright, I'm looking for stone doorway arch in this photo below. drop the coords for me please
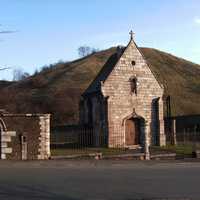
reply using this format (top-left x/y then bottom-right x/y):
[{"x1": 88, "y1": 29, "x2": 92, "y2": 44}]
[
  {"x1": 122, "y1": 110, "x2": 145, "y2": 147},
  {"x1": 0, "y1": 118, "x2": 7, "y2": 132}
]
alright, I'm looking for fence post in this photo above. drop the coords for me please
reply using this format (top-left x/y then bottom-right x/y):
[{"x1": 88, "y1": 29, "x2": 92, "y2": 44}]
[
  {"x1": 172, "y1": 119, "x2": 177, "y2": 145},
  {"x1": 144, "y1": 120, "x2": 150, "y2": 160},
  {"x1": 183, "y1": 128, "x2": 187, "y2": 157},
  {"x1": 183, "y1": 128, "x2": 186, "y2": 146},
  {"x1": 193, "y1": 126, "x2": 197, "y2": 156}
]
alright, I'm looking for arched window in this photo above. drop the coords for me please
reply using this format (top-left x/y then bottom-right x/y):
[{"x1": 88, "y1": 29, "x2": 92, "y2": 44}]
[{"x1": 129, "y1": 77, "x2": 137, "y2": 95}]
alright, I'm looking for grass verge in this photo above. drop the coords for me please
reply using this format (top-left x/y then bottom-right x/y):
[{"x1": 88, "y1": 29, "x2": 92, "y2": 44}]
[
  {"x1": 51, "y1": 147, "x2": 135, "y2": 156},
  {"x1": 151, "y1": 144, "x2": 199, "y2": 157}
]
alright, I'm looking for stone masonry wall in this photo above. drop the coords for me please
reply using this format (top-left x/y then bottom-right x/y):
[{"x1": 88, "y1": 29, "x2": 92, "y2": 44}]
[{"x1": 0, "y1": 114, "x2": 50, "y2": 160}]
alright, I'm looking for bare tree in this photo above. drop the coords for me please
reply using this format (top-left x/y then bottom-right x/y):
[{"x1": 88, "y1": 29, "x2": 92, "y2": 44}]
[
  {"x1": 78, "y1": 46, "x2": 99, "y2": 57},
  {"x1": 13, "y1": 68, "x2": 29, "y2": 81},
  {"x1": 91, "y1": 47, "x2": 99, "y2": 54},
  {"x1": 78, "y1": 46, "x2": 90, "y2": 57}
]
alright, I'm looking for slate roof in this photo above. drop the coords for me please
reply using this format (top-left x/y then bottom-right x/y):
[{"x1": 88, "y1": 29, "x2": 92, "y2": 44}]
[{"x1": 83, "y1": 47, "x2": 125, "y2": 96}]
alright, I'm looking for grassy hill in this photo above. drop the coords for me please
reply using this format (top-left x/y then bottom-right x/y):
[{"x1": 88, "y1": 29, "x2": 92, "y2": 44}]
[{"x1": 0, "y1": 47, "x2": 199, "y2": 126}]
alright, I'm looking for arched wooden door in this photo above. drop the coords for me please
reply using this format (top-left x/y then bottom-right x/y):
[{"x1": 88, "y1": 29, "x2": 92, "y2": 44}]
[{"x1": 125, "y1": 118, "x2": 140, "y2": 145}]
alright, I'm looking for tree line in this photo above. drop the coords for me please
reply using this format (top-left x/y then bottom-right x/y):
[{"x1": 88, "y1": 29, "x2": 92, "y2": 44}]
[{"x1": 1, "y1": 45, "x2": 99, "y2": 81}]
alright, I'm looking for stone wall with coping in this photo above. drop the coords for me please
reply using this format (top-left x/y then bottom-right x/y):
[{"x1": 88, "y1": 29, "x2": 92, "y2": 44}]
[{"x1": 0, "y1": 114, "x2": 50, "y2": 160}]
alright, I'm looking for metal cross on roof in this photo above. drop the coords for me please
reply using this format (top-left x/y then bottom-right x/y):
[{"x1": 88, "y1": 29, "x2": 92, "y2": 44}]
[{"x1": 129, "y1": 30, "x2": 134, "y2": 40}]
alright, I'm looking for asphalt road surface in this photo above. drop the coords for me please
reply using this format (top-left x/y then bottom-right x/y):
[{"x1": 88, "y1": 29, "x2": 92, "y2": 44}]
[{"x1": 0, "y1": 160, "x2": 200, "y2": 200}]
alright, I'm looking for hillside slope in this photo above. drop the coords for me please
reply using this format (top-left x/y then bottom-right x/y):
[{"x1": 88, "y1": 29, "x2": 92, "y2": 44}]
[{"x1": 0, "y1": 47, "x2": 199, "y2": 125}]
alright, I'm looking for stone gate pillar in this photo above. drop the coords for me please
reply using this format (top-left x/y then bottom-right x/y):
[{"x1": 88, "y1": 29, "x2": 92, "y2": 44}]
[
  {"x1": 144, "y1": 120, "x2": 150, "y2": 160},
  {"x1": 159, "y1": 98, "x2": 166, "y2": 146}
]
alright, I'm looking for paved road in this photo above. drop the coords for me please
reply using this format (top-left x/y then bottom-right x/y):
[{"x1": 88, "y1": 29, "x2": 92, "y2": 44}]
[{"x1": 0, "y1": 160, "x2": 200, "y2": 200}]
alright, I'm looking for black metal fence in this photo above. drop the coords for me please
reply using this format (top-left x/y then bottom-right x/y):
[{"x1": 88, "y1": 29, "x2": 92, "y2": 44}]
[
  {"x1": 50, "y1": 125, "x2": 138, "y2": 157},
  {"x1": 176, "y1": 131, "x2": 200, "y2": 147},
  {"x1": 50, "y1": 125, "x2": 147, "y2": 160},
  {"x1": 51, "y1": 125, "x2": 94, "y2": 149},
  {"x1": 51, "y1": 124, "x2": 200, "y2": 158},
  {"x1": 166, "y1": 129, "x2": 200, "y2": 149}
]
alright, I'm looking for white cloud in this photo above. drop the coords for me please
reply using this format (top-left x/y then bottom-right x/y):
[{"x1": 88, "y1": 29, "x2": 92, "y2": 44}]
[{"x1": 194, "y1": 17, "x2": 200, "y2": 25}]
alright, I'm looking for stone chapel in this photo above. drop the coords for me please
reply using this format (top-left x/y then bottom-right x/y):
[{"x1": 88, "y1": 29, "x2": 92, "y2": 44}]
[{"x1": 80, "y1": 31, "x2": 166, "y2": 148}]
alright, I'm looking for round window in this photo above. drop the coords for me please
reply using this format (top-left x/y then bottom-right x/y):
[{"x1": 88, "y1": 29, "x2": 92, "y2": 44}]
[{"x1": 131, "y1": 61, "x2": 136, "y2": 66}]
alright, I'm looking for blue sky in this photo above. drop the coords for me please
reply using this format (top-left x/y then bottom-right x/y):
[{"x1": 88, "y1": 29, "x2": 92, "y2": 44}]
[{"x1": 0, "y1": 0, "x2": 200, "y2": 80}]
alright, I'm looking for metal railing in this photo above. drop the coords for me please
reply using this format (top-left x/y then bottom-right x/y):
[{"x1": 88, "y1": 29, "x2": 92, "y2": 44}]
[{"x1": 50, "y1": 125, "x2": 144, "y2": 158}]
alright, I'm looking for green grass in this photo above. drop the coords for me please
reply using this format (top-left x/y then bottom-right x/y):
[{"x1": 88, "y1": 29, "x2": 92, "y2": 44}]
[
  {"x1": 51, "y1": 147, "x2": 130, "y2": 156},
  {"x1": 151, "y1": 144, "x2": 200, "y2": 157},
  {"x1": 51, "y1": 144, "x2": 200, "y2": 158}
]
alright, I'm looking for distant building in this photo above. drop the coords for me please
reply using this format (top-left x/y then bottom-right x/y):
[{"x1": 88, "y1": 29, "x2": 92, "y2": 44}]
[
  {"x1": 80, "y1": 32, "x2": 166, "y2": 148},
  {"x1": 0, "y1": 111, "x2": 50, "y2": 160}
]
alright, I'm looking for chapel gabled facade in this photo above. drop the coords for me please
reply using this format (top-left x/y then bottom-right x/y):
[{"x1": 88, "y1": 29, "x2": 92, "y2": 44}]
[{"x1": 80, "y1": 32, "x2": 166, "y2": 148}]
